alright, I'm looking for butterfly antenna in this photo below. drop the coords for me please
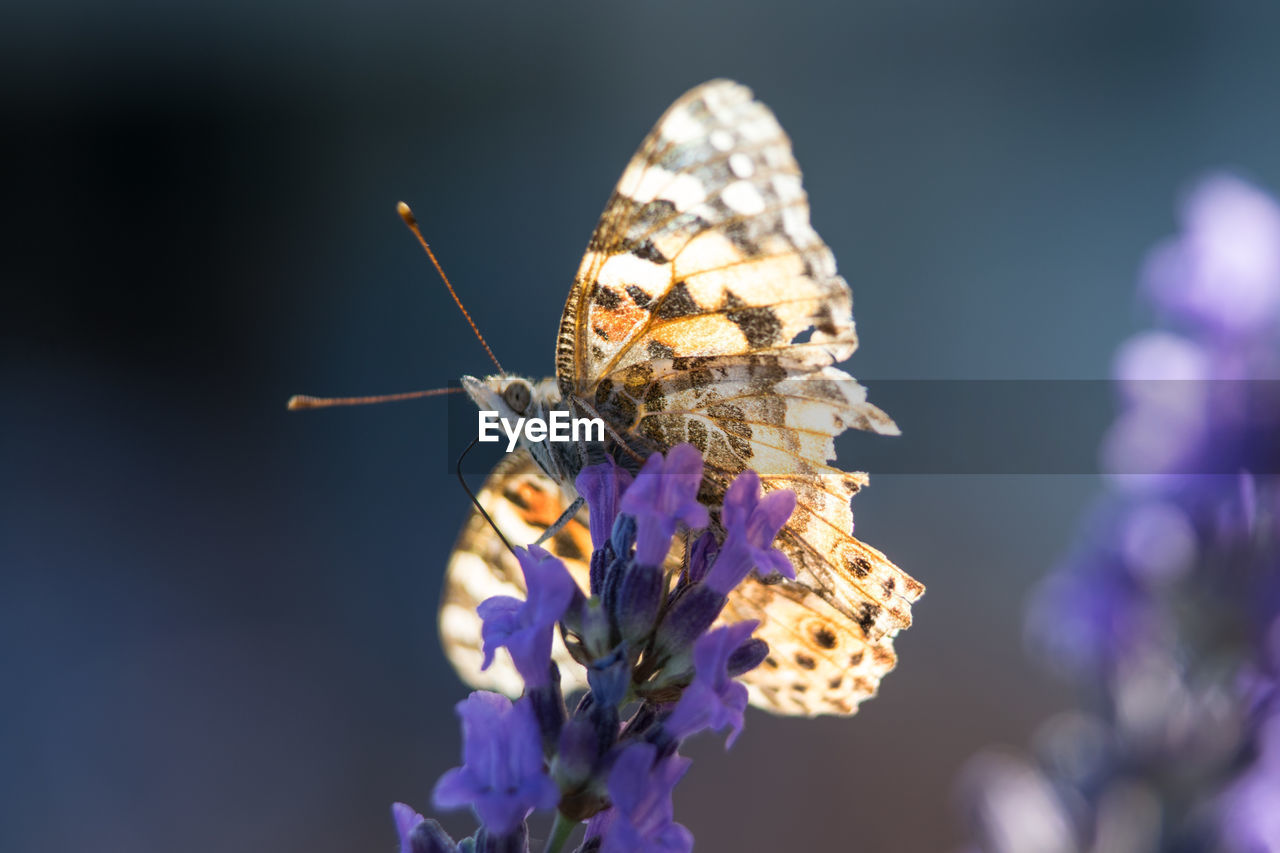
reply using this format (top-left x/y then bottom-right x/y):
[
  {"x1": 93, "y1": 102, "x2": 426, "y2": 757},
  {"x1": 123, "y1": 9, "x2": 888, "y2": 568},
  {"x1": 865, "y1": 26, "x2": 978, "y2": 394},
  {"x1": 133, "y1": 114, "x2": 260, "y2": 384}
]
[
  {"x1": 287, "y1": 386, "x2": 462, "y2": 411},
  {"x1": 456, "y1": 437, "x2": 517, "y2": 558},
  {"x1": 397, "y1": 202, "x2": 505, "y2": 375}
]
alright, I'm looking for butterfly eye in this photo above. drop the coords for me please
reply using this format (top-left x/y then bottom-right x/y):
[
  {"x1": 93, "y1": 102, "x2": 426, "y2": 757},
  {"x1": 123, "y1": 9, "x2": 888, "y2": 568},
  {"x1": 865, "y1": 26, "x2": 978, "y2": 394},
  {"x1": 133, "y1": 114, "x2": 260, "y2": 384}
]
[{"x1": 503, "y1": 381, "x2": 532, "y2": 414}]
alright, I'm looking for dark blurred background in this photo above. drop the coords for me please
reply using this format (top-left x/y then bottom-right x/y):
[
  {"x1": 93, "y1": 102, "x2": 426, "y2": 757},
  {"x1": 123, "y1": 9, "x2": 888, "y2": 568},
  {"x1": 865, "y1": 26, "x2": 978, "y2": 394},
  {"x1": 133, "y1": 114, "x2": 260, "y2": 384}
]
[{"x1": 5, "y1": 1, "x2": 1280, "y2": 851}]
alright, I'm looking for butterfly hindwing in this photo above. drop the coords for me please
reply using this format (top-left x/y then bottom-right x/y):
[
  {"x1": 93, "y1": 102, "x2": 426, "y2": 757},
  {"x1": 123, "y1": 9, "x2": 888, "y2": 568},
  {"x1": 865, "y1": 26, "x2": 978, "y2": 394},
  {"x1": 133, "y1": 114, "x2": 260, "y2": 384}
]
[
  {"x1": 441, "y1": 450, "x2": 593, "y2": 696},
  {"x1": 442, "y1": 450, "x2": 900, "y2": 715},
  {"x1": 722, "y1": 577, "x2": 900, "y2": 716}
]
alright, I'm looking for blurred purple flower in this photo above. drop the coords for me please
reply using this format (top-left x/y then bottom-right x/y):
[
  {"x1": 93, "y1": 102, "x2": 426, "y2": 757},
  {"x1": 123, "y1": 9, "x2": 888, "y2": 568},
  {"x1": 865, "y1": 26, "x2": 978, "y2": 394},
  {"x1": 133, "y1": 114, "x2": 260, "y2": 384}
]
[
  {"x1": 704, "y1": 469, "x2": 795, "y2": 594},
  {"x1": 478, "y1": 545, "x2": 579, "y2": 688},
  {"x1": 664, "y1": 621, "x2": 757, "y2": 747},
  {"x1": 961, "y1": 173, "x2": 1280, "y2": 853},
  {"x1": 1143, "y1": 173, "x2": 1280, "y2": 337},
  {"x1": 620, "y1": 444, "x2": 709, "y2": 565},
  {"x1": 1221, "y1": 711, "x2": 1280, "y2": 853},
  {"x1": 433, "y1": 692, "x2": 560, "y2": 835},
  {"x1": 587, "y1": 743, "x2": 693, "y2": 853}
]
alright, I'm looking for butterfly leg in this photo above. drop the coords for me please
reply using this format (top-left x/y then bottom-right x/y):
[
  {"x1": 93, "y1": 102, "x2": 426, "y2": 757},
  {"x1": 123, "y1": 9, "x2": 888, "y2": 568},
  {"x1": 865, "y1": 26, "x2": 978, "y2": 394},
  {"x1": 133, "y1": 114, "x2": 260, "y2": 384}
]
[{"x1": 533, "y1": 495, "x2": 586, "y2": 546}]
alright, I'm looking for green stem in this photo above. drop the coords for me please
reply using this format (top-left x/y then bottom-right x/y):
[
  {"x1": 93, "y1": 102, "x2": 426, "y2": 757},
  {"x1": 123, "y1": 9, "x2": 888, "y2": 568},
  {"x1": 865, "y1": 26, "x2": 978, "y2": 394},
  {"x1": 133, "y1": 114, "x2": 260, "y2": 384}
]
[{"x1": 543, "y1": 811, "x2": 578, "y2": 853}]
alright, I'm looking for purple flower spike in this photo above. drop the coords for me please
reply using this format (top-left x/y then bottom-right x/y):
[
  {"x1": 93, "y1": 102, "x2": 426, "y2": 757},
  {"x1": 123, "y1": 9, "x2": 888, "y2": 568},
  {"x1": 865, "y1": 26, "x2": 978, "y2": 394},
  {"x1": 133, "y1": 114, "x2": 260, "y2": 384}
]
[
  {"x1": 621, "y1": 444, "x2": 710, "y2": 566},
  {"x1": 589, "y1": 743, "x2": 693, "y2": 853},
  {"x1": 577, "y1": 459, "x2": 635, "y2": 551},
  {"x1": 705, "y1": 470, "x2": 796, "y2": 595},
  {"x1": 478, "y1": 545, "x2": 579, "y2": 687},
  {"x1": 664, "y1": 621, "x2": 757, "y2": 747},
  {"x1": 432, "y1": 692, "x2": 560, "y2": 835},
  {"x1": 392, "y1": 803, "x2": 458, "y2": 853}
]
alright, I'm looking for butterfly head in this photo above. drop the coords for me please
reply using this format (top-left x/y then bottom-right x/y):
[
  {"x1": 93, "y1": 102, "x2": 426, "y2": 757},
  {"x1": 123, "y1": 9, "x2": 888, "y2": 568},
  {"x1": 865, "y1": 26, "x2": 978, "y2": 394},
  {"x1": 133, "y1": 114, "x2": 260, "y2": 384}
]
[{"x1": 461, "y1": 374, "x2": 562, "y2": 423}]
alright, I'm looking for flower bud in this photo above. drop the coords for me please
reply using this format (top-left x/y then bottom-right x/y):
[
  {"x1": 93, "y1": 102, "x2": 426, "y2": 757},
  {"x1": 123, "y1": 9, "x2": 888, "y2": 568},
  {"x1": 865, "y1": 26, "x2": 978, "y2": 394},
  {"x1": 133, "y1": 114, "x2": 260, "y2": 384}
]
[
  {"x1": 613, "y1": 563, "x2": 664, "y2": 644},
  {"x1": 685, "y1": 531, "x2": 719, "y2": 586},
  {"x1": 393, "y1": 805, "x2": 459, "y2": 853},
  {"x1": 526, "y1": 666, "x2": 566, "y2": 754},
  {"x1": 727, "y1": 637, "x2": 769, "y2": 677},
  {"x1": 586, "y1": 648, "x2": 632, "y2": 707},
  {"x1": 652, "y1": 584, "x2": 726, "y2": 662}
]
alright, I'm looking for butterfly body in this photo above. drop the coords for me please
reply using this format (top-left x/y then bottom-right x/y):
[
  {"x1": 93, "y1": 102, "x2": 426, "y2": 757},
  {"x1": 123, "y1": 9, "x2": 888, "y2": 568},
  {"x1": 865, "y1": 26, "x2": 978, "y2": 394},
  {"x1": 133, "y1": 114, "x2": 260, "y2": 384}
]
[{"x1": 443, "y1": 80, "x2": 924, "y2": 716}]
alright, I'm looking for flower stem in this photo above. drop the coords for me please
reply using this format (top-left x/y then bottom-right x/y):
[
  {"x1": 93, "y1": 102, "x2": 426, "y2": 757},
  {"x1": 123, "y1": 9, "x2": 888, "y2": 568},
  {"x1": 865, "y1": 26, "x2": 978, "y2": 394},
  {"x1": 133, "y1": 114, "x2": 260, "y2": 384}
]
[{"x1": 543, "y1": 811, "x2": 577, "y2": 853}]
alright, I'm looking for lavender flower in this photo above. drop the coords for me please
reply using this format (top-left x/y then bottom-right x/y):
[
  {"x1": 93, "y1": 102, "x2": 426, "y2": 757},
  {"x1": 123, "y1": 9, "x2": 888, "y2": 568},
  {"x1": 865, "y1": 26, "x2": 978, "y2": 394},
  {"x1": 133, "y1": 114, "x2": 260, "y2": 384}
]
[
  {"x1": 620, "y1": 444, "x2": 709, "y2": 566},
  {"x1": 478, "y1": 545, "x2": 578, "y2": 688},
  {"x1": 394, "y1": 443, "x2": 800, "y2": 852},
  {"x1": 393, "y1": 803, "x2": 460, "y2": 853},
  {"x1": 433, "y1": 691, "x2": 560, "y2": 835},
  {"x1": 664, "y1": 621, "x2": 757, "y2": 747},
  {"x1": 577, "y1": 458, "x2": 634, "y2": 552},
  {"x1": 704, "y1": 469, "x2": 796, "y2": 594},
  {"x1": 584, "y1": 744, "x2": 693, "y2": 853},
  {"x1": 961, "y1": 173, "x2": 1280, "y2": 853}
]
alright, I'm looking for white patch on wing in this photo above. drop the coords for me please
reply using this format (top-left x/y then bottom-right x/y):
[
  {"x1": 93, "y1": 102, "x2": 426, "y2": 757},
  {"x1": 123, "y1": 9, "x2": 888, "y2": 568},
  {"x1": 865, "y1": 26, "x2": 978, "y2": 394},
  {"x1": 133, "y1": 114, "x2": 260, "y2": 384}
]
[
  {"x1": 597, "y1": 252, "x2": 671, "y2": 296},
  {"x1": 722, "y1": 180, "x2": 766, "y2": 215},
  {"x1": 660, "y1": 105, "x2": 706, "y2": 144},
  {"x1": 729, "y1": 152, "x2": 754, "y2": 178},
  {"x1": 620, "y1": 163, "x2": 708, "y2": 211},
  {"x1": 710, "y1": 129, "x2": 735, "y2": 151}
]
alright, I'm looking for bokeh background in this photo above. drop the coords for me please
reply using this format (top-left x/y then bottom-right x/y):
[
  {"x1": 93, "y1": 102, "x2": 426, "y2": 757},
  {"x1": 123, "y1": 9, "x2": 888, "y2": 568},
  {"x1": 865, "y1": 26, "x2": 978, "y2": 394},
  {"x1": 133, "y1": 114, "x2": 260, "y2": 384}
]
[{"x1": 6, "y1": 2, "x2": 1280, "y2": 851}]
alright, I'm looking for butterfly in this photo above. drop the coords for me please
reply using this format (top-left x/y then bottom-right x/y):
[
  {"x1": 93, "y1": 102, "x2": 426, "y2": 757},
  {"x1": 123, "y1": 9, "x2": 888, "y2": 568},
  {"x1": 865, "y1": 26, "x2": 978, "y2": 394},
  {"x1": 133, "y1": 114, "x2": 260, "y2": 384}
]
[{"x1": 441, "y1": 79, "x2": 924, "y2": 716}]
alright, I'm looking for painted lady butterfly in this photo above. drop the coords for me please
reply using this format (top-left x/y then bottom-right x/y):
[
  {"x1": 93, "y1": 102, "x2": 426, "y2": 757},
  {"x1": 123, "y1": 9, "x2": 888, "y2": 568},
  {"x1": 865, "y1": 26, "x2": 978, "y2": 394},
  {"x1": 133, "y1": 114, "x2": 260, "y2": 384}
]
[{"x1": 442, "y1": 80, "x2": 923, "y2": 716}]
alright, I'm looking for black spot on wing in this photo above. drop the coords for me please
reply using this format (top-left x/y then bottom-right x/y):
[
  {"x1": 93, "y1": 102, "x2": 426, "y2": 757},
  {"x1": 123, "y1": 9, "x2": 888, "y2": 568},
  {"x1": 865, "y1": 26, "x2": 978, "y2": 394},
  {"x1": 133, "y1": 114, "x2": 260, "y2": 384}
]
[
  {"x1": 725, "y1": 302, "x2": 782, "y2": 349},
  {"x1": 856, "y1": 603, "x2": 880, "y2": 635},
  {"x1": 626, "y1": 284, "x2": 653, "y2": 309},
  {"x1": 655, "y1": 282, "x2": 701, "y2": 320},
  {"x1": 594, "y1": 284, "x2": 621, "y2": 310},
  {"x1": 812, "y1": 303, "x2": 839, "y2": 336},
  {"x1": 724, "y1": 221, "x2": 760, "y2": 256},
  {"x1": 813, "y1": 626, "x2": 838, "y2": 650},
  {"x1": 630, "y1": 239, "x2": 668, "y2": 265},
  {"x1": 643, "y1": 382, "x2": 666, "y2": 412},
  {"x1": 687, "y1": 419, "x2": 709, "y2": 452},
  {"x1": 646, "y1": 340, "x2": 674, "y2": 359}
]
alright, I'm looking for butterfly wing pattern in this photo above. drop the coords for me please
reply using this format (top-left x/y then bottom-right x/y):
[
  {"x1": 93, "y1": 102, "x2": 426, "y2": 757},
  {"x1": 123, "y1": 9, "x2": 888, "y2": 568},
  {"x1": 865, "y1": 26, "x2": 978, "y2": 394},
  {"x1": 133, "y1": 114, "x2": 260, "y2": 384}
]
[
  {"x1": 441, "y1": 450, "x2": 594, "y2": 697},
  {"x1": 444, "y1": 79, "x2": 923, "y2": 716}
]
